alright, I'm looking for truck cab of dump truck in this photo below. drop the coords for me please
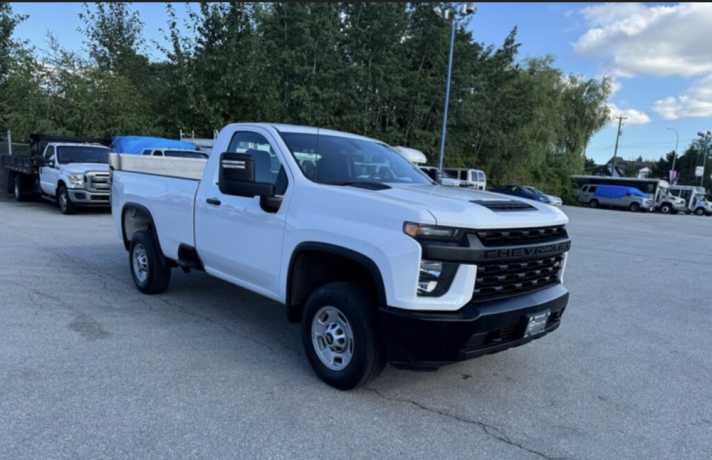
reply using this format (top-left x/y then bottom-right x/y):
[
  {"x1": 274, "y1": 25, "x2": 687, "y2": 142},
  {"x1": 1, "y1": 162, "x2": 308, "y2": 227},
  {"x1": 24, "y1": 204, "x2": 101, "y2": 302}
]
[{"x1": 38, "y1": 142, "x2": 112, "y2": 214}]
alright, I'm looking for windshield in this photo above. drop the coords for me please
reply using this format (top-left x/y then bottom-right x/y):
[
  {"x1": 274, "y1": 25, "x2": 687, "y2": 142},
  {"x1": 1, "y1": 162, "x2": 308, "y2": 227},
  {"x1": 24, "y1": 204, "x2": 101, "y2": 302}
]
[
  {"x1": 695, "y1": 193, "x2": 707, "y2": 202},
  {"x1": 164, "y1": 150, "x2": 208, "y2": 159},
  {"x1": 524, "y1": 186, "x2": 545, "y2": 196},
  {"x1": 279, "y1": 133, "x2": 432, "y2": 185},
  {"x1": 57, "y1": 146, "x2": 110, "y2": 164}
]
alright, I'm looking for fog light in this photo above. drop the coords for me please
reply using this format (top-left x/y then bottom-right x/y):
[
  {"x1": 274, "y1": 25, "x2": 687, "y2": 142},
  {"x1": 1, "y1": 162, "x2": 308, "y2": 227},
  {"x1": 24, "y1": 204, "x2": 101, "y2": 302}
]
[{"x1": 418, "y1": 280, "x2": 438, "y2": 294}]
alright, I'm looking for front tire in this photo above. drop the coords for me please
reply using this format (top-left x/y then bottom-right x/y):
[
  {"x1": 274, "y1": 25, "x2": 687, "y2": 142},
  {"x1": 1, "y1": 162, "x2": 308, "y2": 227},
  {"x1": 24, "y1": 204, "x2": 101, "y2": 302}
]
[
  {"x1": 660, "y1": 203, "x2": 671, "y2": 214},
  {"x1": 302, "y1": 282, "x2": 386, "y2": 390},
  {"x1": 629, "y1": 202, "x2": 640, "y2": 213},
  {"x1": 57, "y1": 185, "x2": 76, "y2": 215},
  {"x1": 129, "y1": 230, "x2": 171, "y2": 294},
  {"x1": 695, "y1": 207, "x2": 705, "y2": 216},
  {"x1": 590, "y1": 199, "x2": 599, "y2": 209}
]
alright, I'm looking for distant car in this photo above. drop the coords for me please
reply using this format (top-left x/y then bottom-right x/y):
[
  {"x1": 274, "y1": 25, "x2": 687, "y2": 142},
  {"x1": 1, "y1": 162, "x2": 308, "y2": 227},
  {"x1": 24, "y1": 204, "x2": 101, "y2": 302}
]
[
  {"x1": 524, "y1": 186, "x2": 563, "y2": 206},
  {"x1": 490, "y1": 184, "x2": 551, "y2": 204}
]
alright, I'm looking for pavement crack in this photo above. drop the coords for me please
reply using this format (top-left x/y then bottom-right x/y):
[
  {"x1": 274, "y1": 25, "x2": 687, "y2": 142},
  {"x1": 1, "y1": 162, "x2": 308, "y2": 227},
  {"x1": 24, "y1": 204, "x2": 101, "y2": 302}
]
[{"x1": 365, "y1": 388, "x2": 563, "y2": 460}]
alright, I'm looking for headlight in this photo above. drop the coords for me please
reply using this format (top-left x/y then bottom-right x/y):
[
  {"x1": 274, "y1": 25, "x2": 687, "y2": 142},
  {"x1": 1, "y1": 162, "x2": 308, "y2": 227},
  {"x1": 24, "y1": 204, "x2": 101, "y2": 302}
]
[
  {"x1": 67, "y1": 174, "x2": 85, "y2": 189},
  {"x1": 404, "y1": 222, "x2": 461, "y2": 240},
  {"x1": 417, "y1": 259, "x2": 458, "y2": 296}
]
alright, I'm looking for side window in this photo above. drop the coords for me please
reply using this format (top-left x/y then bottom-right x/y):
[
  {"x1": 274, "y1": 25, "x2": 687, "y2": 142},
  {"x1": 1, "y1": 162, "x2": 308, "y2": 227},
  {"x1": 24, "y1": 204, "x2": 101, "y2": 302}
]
[
  {"x1": 44, "y1": 146, "x2": 55, "y2": 161},
  {"x1": 141, "y1": 149, "x2": 151, "y2": 156},
  {"x1": 589, "y1": 186, "x2": 597, "y2": 193},
  {"x1": 153, "y1": 150, "x2": 163, "y2": 157},
  {"x1": 459, "y1": 171, "x2": 466, "y2": 180},
  {"x1": 227, "y1": 131, "x2": 288, "y2": 195}
]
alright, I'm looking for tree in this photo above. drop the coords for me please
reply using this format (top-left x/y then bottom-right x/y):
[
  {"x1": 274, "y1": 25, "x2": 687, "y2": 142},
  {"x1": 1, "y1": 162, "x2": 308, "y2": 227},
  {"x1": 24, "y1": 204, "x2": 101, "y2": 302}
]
[{"x1": 78, "y1": 2, "x2": 147, "y2": 76}]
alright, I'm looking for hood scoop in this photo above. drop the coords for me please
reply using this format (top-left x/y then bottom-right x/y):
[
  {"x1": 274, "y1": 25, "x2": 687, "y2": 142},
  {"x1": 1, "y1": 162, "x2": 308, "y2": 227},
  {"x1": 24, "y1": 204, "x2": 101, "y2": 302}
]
[{"x1": 470, "y1": 199, "x2": 536, "y2": 211}]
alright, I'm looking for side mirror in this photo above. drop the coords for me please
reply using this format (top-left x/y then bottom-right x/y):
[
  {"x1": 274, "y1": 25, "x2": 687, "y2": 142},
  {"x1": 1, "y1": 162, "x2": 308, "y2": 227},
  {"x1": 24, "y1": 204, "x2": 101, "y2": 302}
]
[
  {"x1": 45, "y1": 160, "x2": 55, "y2": 168},
  {"x1": 423, "y1": 168, "x2": 442, "y2": 184},
  {"x1": 219, "y1": 152, "x2": 275, "y2": 198}
]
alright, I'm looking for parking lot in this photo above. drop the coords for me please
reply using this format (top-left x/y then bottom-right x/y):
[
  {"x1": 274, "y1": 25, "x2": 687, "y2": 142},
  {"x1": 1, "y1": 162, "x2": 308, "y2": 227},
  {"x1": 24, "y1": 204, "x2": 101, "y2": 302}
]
[{"x1": 1, "y1": 198, "x2": 711, "y2": 460}]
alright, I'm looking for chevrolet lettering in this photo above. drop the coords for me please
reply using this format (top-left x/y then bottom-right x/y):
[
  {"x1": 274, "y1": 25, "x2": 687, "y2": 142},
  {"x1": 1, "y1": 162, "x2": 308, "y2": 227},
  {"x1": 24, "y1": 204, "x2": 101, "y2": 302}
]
[{"x1": 484, "y1": 241, "x2": 572, "y2": 260}]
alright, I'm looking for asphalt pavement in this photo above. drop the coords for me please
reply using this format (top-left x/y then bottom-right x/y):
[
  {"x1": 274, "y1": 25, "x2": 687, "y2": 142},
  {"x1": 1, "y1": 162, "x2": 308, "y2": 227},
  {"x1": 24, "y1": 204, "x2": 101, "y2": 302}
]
[{"x1": 1, "y1": 198, "x2": 711, "y2": 460}]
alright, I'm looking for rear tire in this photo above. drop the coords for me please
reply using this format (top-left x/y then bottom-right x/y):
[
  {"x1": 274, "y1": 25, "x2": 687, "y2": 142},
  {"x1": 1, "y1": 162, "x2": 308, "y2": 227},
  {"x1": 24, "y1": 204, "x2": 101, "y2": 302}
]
[
  {"x1": 129, "y1": 230, "x2": 172, "y2": 294},
  {"x1": 629, "y1": 202, "x2": 640, "y2": 213},
  {"x1": 57, "y1": 185, "x2": 76, "y2": 215},
  {"x1": 13, "y1": 176, "x2": 22, "y2": 202},
  {"x1": 302, "y1": 282, "x2": 386, "y2": 390},
  {"x1": 589, "y1": 200, "x2": 599, "y2": 209}
]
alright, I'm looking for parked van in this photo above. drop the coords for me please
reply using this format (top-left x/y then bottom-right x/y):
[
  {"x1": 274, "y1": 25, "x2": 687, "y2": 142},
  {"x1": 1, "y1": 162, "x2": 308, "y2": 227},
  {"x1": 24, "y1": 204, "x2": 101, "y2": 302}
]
[
  {"x1": 578, "y1": 184, "x2": 655, "y2": 212},
  {"x1": 442, "y1": 168, "x2": 487, "y2": 190}
]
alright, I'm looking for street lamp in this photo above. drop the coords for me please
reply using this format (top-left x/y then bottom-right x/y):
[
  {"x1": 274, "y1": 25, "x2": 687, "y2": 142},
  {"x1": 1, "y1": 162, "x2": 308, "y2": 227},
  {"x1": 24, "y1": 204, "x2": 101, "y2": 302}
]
[
  {"x1": 666, "y1": 127, "x2": 678, "y2": 184},
  {"x1": 434, "y1": 2, "x2": 477, "y2": 171},
  {"x1": 699, "y1": 130, "x2": 712, "y2": 187}
]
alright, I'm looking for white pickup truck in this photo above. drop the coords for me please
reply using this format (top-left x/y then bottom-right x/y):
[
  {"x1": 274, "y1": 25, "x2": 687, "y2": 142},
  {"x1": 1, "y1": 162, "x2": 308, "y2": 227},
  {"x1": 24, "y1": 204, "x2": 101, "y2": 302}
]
[{"x1": 110, "y1": 123, "x2": 572, "y2": 390}]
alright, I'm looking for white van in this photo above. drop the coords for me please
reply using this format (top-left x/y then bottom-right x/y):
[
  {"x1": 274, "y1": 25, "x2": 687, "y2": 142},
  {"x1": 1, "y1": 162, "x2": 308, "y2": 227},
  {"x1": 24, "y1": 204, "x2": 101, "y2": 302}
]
[{"x1": 442, "y1": 168, "x2": 487, "y2": 190}]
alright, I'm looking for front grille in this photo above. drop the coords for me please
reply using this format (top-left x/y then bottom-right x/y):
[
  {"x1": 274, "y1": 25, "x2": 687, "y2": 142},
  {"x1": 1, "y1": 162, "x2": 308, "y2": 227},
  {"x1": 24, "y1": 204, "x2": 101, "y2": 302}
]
[
  {"x1": 474, "y1": 225, "x2": 567, "y2": 247},
  {"x1": 473, "y1": 254, "x2": 564, "y2": 301},
  {"x1": 87, "y1": 173, "x2": 110, "y2": 192}
]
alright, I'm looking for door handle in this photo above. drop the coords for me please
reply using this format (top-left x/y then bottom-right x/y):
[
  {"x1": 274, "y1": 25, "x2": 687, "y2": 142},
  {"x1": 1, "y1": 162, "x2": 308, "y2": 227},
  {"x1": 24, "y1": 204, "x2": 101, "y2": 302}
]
[{"x1": 206, "y1": 198, "x2": 221, "y2": 206}]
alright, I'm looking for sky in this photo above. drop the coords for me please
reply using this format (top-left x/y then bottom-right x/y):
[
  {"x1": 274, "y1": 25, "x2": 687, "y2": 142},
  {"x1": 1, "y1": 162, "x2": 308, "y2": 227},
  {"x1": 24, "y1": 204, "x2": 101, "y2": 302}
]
[{"x1": 10, "y1": 2, "x2": 712, "y2": 166}]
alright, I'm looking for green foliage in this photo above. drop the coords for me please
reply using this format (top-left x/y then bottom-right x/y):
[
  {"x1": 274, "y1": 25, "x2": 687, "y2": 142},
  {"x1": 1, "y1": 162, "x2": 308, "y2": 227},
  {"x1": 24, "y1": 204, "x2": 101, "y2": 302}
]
[{"x1": 0, "y1": 1, "x2": 614, "y2": 198}]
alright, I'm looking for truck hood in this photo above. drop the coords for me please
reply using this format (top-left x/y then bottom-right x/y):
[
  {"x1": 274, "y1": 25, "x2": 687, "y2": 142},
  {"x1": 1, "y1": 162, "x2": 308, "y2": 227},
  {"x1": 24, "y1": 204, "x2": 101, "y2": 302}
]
[
  {"x1": 61, "y1": 163, "x2": 110, "y2": 175},
  {"x1": 382, "y1": 184, "x2": 569, "y2": 229}
]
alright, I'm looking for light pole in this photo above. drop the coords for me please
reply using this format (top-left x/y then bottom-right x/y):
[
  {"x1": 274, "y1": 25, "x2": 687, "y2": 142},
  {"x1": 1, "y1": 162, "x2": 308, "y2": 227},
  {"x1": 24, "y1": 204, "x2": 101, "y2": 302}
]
[
  {"x1": 699, "y1": 131, "x2": 712, "y2": 187},
  {"x1": 666, "y1": 127, "x2": 678, "y2": 184},
  {"x1": 434, "y1": 3, "x2": 477, "y2": 171}
]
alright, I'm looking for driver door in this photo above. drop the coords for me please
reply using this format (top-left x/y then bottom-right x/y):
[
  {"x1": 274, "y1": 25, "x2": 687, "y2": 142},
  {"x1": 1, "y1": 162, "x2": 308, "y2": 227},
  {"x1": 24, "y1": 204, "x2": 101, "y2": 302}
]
[
  {"x1": 194, "y1": 128, "x2": 291, "y2": 297},
  {"x1": 40, "y1": 146, "x2": 59, "y2": 196}
]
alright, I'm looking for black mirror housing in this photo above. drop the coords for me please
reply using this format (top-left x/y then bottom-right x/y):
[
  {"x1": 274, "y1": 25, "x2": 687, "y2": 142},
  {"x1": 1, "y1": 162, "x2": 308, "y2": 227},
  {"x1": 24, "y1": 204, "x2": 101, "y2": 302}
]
[{"x1": 219, "y1": 152, "x2": 275, "y2": 198}]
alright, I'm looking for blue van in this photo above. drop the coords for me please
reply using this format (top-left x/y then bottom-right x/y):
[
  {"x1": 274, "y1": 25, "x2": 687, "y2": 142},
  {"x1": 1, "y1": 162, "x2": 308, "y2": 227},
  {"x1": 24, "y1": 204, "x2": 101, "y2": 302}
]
[{"x1": 578, "y1": 184, "x2": 655, "y2": 212}]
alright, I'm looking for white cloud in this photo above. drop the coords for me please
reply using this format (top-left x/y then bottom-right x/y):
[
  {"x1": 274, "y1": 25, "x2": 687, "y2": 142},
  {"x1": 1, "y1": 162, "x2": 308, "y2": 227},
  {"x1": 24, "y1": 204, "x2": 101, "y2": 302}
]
[
  {"x1": 573, "y1": 3, "x2": 712, "y2": 78},
  {"x1": 610, "y1": 79, "x2": 622, "y2": 95},
  {"x1": 653, "y1": 74, "x2": 712, "y2": 120},
  {"x1": 607, "y1": 103, "x2": 651, "y2": 127}
]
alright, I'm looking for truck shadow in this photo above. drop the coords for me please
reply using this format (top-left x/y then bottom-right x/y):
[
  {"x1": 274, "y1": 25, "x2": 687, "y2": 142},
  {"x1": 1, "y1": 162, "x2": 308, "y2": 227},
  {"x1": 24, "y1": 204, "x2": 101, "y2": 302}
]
[{"x1": 54, "y1": 241, "x2": 520, "y2": 391}]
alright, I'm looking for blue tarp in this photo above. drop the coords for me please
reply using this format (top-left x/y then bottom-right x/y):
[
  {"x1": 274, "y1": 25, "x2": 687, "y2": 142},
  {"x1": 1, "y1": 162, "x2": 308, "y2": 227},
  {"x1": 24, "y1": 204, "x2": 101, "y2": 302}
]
[
  {"x1": 112, "y1": 136, "x2": 197, "y2": 155},
  {"x1": 594, "y1": 185, "x2": 648, "y2": 199}
]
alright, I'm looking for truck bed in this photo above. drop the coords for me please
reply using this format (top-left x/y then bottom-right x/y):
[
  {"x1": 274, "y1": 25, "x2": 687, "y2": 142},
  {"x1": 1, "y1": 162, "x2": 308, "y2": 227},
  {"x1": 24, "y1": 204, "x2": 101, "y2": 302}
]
[
  {"x1": 110, "y1": 153, "x2": 208, "y2": 260},
  {"x1": 1, "y1": 155, "x2": 42, "y2": 176}
]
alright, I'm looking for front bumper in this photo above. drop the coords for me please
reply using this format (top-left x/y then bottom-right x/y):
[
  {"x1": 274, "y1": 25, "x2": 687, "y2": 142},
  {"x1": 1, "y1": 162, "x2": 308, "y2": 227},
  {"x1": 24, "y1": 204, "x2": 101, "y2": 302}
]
[
  {"x1": 380, "y1": 284, "x2": 568, "y2": 369},
  {"x1": 68, "y1": 189, "x2": 111, "y2": 207}
]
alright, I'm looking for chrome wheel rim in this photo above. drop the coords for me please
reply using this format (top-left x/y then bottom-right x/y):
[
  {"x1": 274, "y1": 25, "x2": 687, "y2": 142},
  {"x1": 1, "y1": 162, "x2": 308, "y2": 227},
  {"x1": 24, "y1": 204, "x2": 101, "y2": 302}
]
[
  {"x1": 311, "y1": 306, "x2": 354, "y2": 371},
  {"x1": 132, "y1": 244, "x2": 149, "y2": 283}
]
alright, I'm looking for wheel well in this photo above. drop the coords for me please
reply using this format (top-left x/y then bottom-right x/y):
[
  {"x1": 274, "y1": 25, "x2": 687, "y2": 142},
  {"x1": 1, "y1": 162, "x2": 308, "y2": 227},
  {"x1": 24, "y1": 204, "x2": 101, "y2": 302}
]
[
  {"x1": 122, "y1": 206, "x2": 154, "y2": 251},
  {"x1": 287, "y1": 249, "x2": 385, "y2": 324}
]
